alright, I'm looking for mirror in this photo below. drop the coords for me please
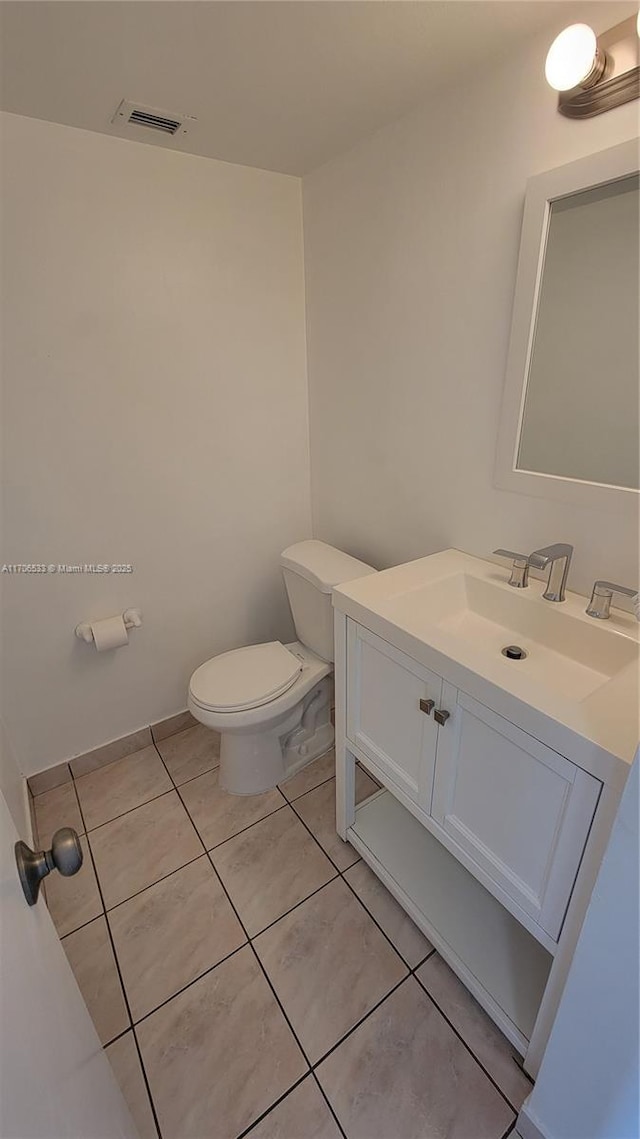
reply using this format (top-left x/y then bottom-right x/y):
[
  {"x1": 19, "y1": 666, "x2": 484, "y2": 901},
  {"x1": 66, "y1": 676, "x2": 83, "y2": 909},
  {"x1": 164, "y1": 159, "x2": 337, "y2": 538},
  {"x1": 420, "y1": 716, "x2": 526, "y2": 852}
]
[
  {"x1": 496, "y1": 141, "x2": 639, "y2": 513},
  {"x1": 518, "y1": 175, "x2": 639, "y2": 489}
]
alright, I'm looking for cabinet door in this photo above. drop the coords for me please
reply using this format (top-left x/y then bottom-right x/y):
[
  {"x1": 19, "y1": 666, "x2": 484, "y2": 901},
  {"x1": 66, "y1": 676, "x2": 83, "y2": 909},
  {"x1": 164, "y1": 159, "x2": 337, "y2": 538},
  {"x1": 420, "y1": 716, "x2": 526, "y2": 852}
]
[
  {"x1": 432, "y1": 684, "x2": 601, "y2": 940},
  {"x1": 346, "y1": 621, "x2": 441, "y2": 812}
]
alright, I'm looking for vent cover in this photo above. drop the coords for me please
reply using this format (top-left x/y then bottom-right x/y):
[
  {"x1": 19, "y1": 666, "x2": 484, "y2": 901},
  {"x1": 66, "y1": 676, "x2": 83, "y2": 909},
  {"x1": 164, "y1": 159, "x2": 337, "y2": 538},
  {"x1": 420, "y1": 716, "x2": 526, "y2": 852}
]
[
  {"x1": 128, "y1": 109, "x2": 182, "y2": 134},
  {"x1": 111, "y1": 100, "x2": 195, "y2": 139}
]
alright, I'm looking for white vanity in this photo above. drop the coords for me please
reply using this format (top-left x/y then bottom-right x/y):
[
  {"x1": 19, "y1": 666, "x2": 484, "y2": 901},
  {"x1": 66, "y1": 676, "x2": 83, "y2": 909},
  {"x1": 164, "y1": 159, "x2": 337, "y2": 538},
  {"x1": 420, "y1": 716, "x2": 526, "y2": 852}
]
[{"x1": 332, "y1": 549, "x2": 639, "y2": 1077}]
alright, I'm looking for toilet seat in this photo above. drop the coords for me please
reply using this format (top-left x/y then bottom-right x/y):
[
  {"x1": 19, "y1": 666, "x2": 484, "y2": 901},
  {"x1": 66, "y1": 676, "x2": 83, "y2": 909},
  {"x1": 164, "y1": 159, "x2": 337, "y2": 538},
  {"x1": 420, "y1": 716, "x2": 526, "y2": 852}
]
[{"x1": 189, "y1": 641, "x2": 303, "y2": 713}]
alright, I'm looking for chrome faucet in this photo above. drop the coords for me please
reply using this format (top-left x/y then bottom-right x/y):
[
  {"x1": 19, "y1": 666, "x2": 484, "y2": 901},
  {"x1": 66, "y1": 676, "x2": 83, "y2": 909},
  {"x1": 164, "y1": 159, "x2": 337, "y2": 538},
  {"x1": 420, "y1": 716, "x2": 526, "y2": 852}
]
[
  {"x1": 586, "y1": 581, "x2": 638, "y2": 620},
  {"x1": 493, "y1": 549, "x2": 530, "y2": 588},
  {"x1": 528, "y1": 543, "x2": 574, "y2": 603}
]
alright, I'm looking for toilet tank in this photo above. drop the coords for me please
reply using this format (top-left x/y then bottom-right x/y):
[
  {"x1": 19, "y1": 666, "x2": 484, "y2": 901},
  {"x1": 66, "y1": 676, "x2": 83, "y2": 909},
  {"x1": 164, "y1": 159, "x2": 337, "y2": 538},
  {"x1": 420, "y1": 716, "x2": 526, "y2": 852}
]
[{"x1": 280, "y1": 540, "x2": 376, "y2": 663}]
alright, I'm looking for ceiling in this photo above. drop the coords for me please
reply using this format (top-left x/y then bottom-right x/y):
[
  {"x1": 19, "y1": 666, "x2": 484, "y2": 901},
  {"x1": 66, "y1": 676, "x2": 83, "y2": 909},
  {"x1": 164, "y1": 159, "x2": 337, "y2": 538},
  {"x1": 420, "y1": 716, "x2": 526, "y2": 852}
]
[{"x1": 0, "y1": 1, "x2": 617, "y2": 176}]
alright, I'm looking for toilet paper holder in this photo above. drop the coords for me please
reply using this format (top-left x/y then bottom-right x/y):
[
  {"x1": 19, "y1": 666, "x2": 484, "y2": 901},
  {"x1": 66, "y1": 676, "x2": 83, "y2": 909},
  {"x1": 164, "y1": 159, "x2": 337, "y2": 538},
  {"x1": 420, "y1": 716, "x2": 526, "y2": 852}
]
[{"x1": 75, "y1": 608, "x2": 142, "y2": 644}]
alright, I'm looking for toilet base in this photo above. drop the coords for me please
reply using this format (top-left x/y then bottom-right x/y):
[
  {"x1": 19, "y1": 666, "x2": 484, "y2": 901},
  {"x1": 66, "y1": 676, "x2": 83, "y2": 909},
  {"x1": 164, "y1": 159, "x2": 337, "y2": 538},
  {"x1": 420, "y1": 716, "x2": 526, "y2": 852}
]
[{"x1": 218, "y1": 676, "x2": 334, "y2": 795}]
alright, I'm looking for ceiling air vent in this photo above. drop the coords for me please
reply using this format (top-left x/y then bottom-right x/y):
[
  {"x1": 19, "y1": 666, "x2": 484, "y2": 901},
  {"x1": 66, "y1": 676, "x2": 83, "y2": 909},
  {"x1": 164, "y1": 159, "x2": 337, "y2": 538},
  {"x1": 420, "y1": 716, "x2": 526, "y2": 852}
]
[
  {"x1": 128, "y1": 109, "x2": 182, "y2": 135},
  {"x1": 110, "y1": 100, "x2": 195, "y2": 139}
]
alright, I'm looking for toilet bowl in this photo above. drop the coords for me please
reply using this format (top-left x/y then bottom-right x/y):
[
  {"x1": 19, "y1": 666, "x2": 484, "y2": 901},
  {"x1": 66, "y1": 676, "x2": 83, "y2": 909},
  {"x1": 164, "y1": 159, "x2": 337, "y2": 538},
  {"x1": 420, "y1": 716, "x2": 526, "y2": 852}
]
[{"x1": 188, "y1": 541, "x2": 376, "y2": 795}]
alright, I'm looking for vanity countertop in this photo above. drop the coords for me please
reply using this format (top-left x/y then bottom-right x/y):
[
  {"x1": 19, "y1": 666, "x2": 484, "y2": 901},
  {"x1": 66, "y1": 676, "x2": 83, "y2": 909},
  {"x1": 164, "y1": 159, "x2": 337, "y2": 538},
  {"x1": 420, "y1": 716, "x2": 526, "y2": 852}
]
[{"x1": 333, "y1": 549, "x2": 639, "y2": 786}]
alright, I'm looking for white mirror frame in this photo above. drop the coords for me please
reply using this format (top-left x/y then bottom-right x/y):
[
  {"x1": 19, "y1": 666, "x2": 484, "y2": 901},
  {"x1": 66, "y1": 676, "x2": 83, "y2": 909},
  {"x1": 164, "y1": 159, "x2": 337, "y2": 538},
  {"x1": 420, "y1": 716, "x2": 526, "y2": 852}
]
[{"x1": 495, "y1": 139, "x2": 639, "y2": 516}]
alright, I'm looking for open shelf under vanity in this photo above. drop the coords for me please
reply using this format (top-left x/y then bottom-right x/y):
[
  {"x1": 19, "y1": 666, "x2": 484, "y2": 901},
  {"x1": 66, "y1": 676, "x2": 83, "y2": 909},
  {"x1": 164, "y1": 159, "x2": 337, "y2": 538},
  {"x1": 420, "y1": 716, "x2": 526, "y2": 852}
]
[{"x1": 349, "y1": 788, "x2": 554, "y2": 1056}]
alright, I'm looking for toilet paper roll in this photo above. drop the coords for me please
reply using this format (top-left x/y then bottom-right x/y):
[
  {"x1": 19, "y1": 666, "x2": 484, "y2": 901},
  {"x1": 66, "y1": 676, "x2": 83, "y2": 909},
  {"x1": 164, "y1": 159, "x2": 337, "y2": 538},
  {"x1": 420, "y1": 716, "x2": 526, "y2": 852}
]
[{"x1": 90, "y1": 614, "x2": 129, "y2": 652}]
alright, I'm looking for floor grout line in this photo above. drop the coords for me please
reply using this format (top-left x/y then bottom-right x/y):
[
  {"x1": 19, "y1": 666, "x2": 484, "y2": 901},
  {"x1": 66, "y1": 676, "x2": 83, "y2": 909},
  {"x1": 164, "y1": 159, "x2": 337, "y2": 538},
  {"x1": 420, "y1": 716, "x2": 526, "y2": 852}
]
[
  {"x1": 83, "y1": 827, "x2": 164, "y2": 1139},
  {"x1": 131, "y1": 1023, "x2": 165, "y2": 1139},
  {"x1": 279, "y1": 770, "x2": 336, "y2": 804},
  {"x1": 60, "y1": 911, "x2": 104, "y2": 943},
  {"x1": 160, "y1": 760, "x2": 220, "y2": 791},
  {"x1": 202, "y1": 799, "x2": 291, "y2": 853},
  {"x1": 101, "y1": 850, "x2": 206, "y2": 914},
  {"x1": 309, "y1": 1070, "x2": 348, "y2": 1139},
  {"x1": 245, "y1": 872, "x2": 341, "y2": 940},
  {"x1": 78, "y1": 785, "x2": 177, "y2": 836},
  {"x1": 310, "y1": 974, "x2": 410, "y2": 1071},
  {"x1": 131, "y1": 941, "x2": 248, "y2": 1029},
  {"x1": 68, "y1": 741, "x2": 527, "y2": 1137},
  {"x1": 153, "y1": 741, "x2": 321, "y2": 1138},
  {"x1": 413, "y1": 970, "x2": 524, "y2": 1116},
  {"x1": 102, "y1": 1025, "x2": 131, "y2": 1051},
  {"x1": 339, "y1": 858, "x2": 430, "y2": 972},
  {"x1": 235, "y1": 1071, "x2": 314, "y2": 1139}
]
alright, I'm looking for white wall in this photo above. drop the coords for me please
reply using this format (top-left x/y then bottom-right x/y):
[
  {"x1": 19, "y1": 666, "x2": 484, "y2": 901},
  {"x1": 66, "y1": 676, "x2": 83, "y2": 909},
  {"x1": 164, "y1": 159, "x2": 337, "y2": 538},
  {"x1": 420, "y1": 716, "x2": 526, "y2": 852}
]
[
  {"x1": 519, "y1": 753, "x2": 639, "y2": 1139},
  {"x1": 0, "y1": 719, "x2": 29, "y2": 839},
  {"x1": 1, "y1": 112, "x2": 311, "y2": 774},
  {"x1": 303, "y1": 5, "x2": 639, "y2": 596}
]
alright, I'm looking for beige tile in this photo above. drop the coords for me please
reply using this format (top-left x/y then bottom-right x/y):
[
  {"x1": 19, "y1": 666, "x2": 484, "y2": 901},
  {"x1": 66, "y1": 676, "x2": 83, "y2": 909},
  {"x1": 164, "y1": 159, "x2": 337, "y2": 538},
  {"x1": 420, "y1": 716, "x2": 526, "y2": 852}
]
[
  {"x1": 150, "y1": 710, "x2": 195, "y2": 747},
  {"x1": 317, "y1": 978, "x2": 514, "y2": 1139},
  {"x1": 292, "y1": 768, "x2": 377, "y2": 871},
  {"x1": 155, "y1": 723, "x2": 220, "y2": 786},
  {"x1": 34, "y1": 781, "x2": 84, "y2": 843},
  {"x1": 62, "y1": 916, "x2": 129, "y2": 1045},
  {"x1": 28, "y1": 762, "x2": 72, "y2": 797},
  {"x1": 344, "y1": 860, "x2": 433, "y2": 968},
  {"x1": 417, "y1": 954, "x2": 533, "y2": 1110},
  {"x1": 248, "y1": 1077, "x2": 341, "y2": 1139},
  {"x1": 75, "y1": 746, "x2": 172, "y2": 831},
  {"x1": 46, "y1": 835, "x2": 103, "y2": 937},
  {"x1": 356, "y1": 759, "x2": 382, "y2": 789},
  {"x1": 150, "y1": 709, "x2": 197, "y2": 744},
  {"x1": 279, "y1": 750, "x2": 335, "y2": 802},
  {"x1": 89, "y1": 791, "x2": 202, "y2": 909},
  {"x1": 137, "y1": 945, "x2": 307, "y2": 1139},
  {"x1": 212, "y1": 805, "x2": 335, "y2": 937},
  {"x1": 254, "y1": 878, "x2": 407, "y2": 1063},
  {"x1": 70, "y1": 727, "x2": 153, "y2": 779},
  {"x1": 179, "y1": 767, "x2": 286, "y2": 849},
  {"x1": 109, "y1": 855, "x2": 246, "y2": 1021},
  {"x1": 106, "y1": 1031, "x2": 158, "y2": 1139}
]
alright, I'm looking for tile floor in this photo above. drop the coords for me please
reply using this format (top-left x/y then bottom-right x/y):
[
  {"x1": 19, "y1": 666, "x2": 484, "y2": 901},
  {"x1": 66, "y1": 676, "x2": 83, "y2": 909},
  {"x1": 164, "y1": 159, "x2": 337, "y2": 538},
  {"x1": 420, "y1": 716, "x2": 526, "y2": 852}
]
[{"x1": 33, "y1": 724, "x2": 532, "y2": 1139}]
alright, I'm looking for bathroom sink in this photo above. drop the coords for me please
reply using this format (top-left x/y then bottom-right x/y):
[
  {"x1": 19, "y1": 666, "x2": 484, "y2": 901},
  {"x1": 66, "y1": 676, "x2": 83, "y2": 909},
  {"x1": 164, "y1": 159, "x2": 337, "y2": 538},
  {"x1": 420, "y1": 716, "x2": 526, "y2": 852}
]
[
  {"x1": 333, "y1": 549, "x2": 639, "y2": 724},
  {"x1": 379, "y1": 569, "x2": 637, "y2": 703}
]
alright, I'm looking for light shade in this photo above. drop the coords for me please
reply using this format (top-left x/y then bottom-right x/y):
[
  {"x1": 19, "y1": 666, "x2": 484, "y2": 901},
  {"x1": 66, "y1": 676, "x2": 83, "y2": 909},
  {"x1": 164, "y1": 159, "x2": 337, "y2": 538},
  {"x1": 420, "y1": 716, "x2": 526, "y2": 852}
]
[{"x1": 545, "y1": 24, "x2": 599, "y2": 92}]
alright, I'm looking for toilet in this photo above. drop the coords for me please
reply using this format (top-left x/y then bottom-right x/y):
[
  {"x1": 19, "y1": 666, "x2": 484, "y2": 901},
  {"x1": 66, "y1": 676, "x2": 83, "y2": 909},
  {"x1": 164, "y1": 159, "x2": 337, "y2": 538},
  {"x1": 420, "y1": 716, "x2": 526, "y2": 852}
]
[{"x1": 188, "y1": 540, "x2": 376, "y2": 795}]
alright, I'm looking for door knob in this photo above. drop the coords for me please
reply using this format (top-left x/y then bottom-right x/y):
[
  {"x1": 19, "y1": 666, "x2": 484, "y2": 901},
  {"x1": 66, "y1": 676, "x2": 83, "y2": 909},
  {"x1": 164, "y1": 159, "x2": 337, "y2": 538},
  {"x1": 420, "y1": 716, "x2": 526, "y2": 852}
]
[
  {"x1": 419, "y1": 698, "x2": 435, "y2": 715},
  {"x1": 15, "y1": 827, "x2": 83, "y2": 906},
  {"x1": 434, "y1": 708, "x2": 450, "y2": 726}
]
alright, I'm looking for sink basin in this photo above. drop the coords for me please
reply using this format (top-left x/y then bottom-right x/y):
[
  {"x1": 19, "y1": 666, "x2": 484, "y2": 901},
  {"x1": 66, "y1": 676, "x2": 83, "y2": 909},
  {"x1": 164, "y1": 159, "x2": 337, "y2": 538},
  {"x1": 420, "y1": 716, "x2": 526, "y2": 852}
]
[
  {"x1": 380, "y1": 571, "x2": 637, "y2": 703},
  {"x1": 333, "y1": 548, "x2": 639, "y2": 766}
]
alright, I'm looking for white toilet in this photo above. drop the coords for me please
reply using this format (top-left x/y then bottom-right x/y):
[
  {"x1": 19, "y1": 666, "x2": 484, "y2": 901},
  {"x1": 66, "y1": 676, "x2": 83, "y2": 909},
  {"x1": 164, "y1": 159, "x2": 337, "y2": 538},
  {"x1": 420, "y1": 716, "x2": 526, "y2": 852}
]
[{"x1": 188, "y1": 540, "x2": 376, "y2": 795}]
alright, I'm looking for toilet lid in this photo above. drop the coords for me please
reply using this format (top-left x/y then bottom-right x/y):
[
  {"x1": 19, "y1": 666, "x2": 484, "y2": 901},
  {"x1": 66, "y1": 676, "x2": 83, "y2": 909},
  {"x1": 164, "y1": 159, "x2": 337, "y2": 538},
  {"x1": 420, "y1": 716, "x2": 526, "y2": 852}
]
[{"x1": 189, "y1": 642, "x2": 303, "y2": 712}]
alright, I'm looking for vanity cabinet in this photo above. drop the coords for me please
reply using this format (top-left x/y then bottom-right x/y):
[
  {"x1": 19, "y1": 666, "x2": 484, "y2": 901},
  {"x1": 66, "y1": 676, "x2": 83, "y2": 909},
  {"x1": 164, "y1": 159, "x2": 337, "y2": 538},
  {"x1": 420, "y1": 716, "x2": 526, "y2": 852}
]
[
  {"x1": 346, "y1": 623, "x2": 441, "y2": 811},
  {"x1": 333, "y1": 549, "x2": 634, "y2": 1079},
  {"x1": 346, "y1": 620, "x2": 601, "y2": 943},
  {"x1": 431, "y1": 686, "x2": 601, "y2": 940}
]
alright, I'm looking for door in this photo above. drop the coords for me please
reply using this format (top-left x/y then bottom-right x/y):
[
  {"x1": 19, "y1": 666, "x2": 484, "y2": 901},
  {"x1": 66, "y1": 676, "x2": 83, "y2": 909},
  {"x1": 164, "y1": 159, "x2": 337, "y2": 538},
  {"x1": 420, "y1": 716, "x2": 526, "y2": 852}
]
[
  {"x1": 346, "y1": 621, "x2": 441, "y2": 813},
  {"x1": 0, "y1": 789, "x2": 138, "y2": 1139},
  {"x1": 431, "y1": 684, "x2": 602, "y2": 940}
]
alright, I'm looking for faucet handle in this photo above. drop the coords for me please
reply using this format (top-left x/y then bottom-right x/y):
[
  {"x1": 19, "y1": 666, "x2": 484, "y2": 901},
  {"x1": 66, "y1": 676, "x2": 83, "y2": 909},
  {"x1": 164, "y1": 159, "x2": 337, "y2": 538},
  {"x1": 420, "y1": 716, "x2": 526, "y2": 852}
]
[
  {"x1": 493, "y1": 549, "x2": 530, "y2": 589},
  {"x1": 586, "y1": 581, "x2": 638, "y2": 620}
]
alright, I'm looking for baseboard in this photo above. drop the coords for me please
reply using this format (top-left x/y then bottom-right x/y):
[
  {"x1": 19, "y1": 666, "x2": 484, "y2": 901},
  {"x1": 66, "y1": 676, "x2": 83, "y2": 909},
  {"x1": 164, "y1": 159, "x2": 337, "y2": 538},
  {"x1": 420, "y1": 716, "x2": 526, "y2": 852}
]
[{"x1": 28, "y1": 709, "x2": 199, "y2": 795}]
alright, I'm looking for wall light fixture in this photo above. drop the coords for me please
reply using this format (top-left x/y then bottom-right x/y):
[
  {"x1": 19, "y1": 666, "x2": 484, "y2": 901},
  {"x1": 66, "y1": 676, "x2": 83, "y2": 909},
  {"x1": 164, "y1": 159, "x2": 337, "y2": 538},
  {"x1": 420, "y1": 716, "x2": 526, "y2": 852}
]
[{"x1": 545, "y1": 14, "x2": 639, "y2": 117}]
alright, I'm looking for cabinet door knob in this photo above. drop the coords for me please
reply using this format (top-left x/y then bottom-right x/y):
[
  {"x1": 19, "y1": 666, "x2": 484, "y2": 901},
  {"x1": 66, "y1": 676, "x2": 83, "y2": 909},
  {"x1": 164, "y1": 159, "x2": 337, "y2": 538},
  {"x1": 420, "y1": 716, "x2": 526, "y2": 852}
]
[
  {"x1": 434, "y1": 708, "x2": 450, "y2": 726},
  {"x1": 419, "y1": 698, "x2": 435, "y2": 715}
]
